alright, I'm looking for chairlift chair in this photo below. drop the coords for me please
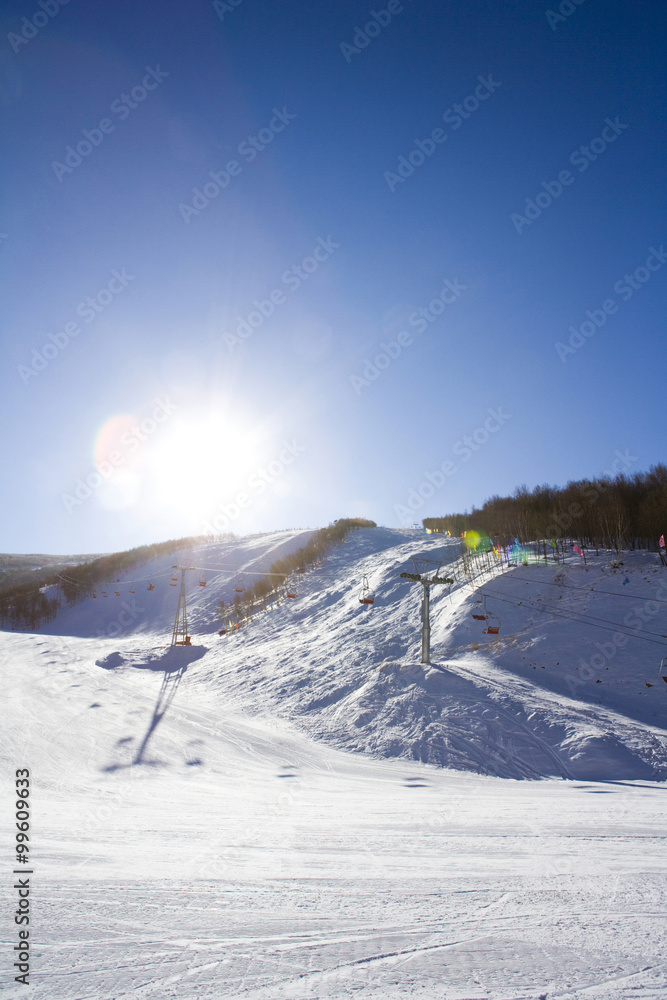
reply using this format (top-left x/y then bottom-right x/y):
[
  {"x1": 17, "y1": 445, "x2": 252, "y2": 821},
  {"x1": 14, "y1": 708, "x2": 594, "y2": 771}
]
[
  {"x1": 471, "y1": 597, "x2": 488, "y2": 621},
  {"x1": 199, "y1": 573, "x2": 206, "y2": 588},
  {"x1": 234, "y1": 573, "x2": 246, "y2": 593},
  {"x1": 359, "y1": 575, "x2": 375, "y2": 605},
  {"x1": 660, "y1": 657, "x2": 667, "y2": 685},
  {"x1": 483, "y1": 612, "x2": 501, "y2": 635},
  {"x1": 147, "y1": 584, "x2": 155, "y2": 591}
]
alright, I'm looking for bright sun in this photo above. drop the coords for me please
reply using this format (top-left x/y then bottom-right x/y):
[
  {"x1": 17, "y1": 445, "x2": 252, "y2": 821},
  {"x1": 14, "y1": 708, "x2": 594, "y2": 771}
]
[
  {"x1": 146, "y1": 414, "x2": 261, "y2": 524},
  {"x1": 93, "y1": 410, "x2": 263, "y2": 525}
]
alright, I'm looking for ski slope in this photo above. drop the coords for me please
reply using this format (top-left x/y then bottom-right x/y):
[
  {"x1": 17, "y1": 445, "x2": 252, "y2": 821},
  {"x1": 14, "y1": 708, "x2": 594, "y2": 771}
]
[{"x1": 2, "y1": 527, "x2": 667, "y2": 998}]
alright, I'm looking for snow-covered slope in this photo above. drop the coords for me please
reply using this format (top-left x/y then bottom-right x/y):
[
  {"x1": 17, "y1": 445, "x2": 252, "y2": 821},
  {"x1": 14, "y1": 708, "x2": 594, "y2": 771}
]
[
  {"x1": 3, "y1": 527, "x2": 667, "y2": 998},
  {"x1": 12, "y1": 527, "x2": 667, "y2": 780}
]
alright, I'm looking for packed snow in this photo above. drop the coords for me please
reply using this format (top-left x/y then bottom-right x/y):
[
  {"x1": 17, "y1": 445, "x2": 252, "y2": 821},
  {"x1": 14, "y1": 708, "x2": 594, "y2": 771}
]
[{"x1": 2, "y1": 527, "x2": 666, "y2": 998}]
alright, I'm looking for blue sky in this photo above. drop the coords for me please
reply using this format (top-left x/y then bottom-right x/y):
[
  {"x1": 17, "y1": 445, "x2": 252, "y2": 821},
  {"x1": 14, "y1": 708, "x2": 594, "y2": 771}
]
[{"x1": 1, "y1": 0, "x2": 665, "y2": 554}]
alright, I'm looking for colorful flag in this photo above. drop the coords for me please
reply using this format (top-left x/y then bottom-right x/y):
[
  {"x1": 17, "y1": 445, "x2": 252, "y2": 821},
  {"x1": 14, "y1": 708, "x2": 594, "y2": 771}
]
[
  {"x1": 573, "y1": 544, "x2": 583, "y2": 556},
  {"x1": 660, "y1": 535, "x2": 665, "y2": 549}
]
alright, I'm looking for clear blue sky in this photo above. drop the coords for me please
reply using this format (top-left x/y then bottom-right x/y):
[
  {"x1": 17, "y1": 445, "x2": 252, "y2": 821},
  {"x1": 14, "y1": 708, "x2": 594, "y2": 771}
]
[{"x1": 1, "y1": 0, "x2": 665, "y2": 554}]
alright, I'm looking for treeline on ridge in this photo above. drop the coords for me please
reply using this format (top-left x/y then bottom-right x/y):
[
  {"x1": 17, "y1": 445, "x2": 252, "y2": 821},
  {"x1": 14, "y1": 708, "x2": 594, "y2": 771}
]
[
  {"x1": 424, "y1": 465, "x2": 667, "y2": 550},
  {"x1": 0, "y1": 519, "x2": 377, "y2": 632},
  {"x1": 0, "y1": 535, "x2": 216, "y2": 632}
]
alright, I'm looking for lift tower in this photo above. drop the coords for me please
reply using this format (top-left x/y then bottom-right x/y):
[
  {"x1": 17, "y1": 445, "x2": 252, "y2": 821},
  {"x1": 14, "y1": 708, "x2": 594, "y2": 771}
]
[
  {"x1": 171, "y1": 565, "x2": 195, "y2": 646},
  {"x1": 400, "y1": 557, "x2": 453, "y2": 663}
]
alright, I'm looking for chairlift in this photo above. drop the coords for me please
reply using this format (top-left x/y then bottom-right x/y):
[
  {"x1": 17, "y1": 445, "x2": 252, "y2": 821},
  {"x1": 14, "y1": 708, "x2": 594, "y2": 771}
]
[
  {"x1": 359, "y1": 575, "x2": 375, "y2": 605},
  {"x1": 660, "y1": 658, "x2": 667, "y2": 685},
  {"x1": 170, "y1": 580, "x2": 177, "y2": 587},
  {"x1": 114, "y1": 591, "x2": 120, "y2": 597},
  {"x1": 129, "y1": 588, "x2": 136, "y2": 594},
  {"x1": 235, "y1": 575, "x2": 246, "y2": 593},
  {"x1": 199, "y1": 573, "x2": 207, "y2": 588},
  {"x1": 92, "y1": 593, "x2": 97, "y2": 599},
  {"x1": 147, "y1": 584, "x2": 155, "y2": 591},
  {"x1": 483, "y1": 612, "x2": 501, "y2": 635}
]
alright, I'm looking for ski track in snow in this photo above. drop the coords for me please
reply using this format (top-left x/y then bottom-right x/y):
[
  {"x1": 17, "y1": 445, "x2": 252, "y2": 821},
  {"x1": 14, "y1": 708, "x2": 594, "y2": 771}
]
[{"x1": 2, "y1": 527, "x2": 667, "y2": 998}]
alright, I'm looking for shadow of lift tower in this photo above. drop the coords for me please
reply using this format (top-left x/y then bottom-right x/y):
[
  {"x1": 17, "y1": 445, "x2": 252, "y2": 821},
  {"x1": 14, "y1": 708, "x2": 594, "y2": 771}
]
[
  {"x1": 171, "y1": 564, "x2": 196, "y2": 646},
  {"x1": 400, "y1": 557, "x2": 454, "y2": 663}
]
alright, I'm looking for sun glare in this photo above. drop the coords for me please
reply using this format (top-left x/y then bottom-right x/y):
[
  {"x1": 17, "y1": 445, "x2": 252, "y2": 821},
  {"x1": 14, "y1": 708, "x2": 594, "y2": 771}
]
[
  {"x1": 91, "y1": 410, "x2": 262, "y2": 524},
  {"x1": 146, "y1": 415, "x2": 260, "y2": 523}
]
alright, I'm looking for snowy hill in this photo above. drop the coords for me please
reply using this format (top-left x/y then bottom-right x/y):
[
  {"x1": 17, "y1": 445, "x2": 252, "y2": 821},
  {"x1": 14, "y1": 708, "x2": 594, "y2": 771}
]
[
  {"x1": 10, "y1": 526, "x2": 667, "y2": 780},
  {"x1": 3, "y1": 526, "x2": 667, "y2": 998}
]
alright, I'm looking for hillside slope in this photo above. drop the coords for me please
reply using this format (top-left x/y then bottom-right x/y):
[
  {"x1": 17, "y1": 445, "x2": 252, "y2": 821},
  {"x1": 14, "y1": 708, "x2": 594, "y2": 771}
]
[{"x1": 8, "y1": 526, "x2": 667, "y2": 781}]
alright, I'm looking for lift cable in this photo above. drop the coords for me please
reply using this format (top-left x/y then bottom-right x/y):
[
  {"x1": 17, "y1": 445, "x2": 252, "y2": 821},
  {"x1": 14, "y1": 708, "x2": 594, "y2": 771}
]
[
  {"x1": 479, "y1": 588, "x2": 667, "y2": 648},
  {"x1": 506, "y1": 571, "x2": 667, "y2": 604},
  {"x1": 481, "y1": 583, "x2": 667, "y2": 639}
]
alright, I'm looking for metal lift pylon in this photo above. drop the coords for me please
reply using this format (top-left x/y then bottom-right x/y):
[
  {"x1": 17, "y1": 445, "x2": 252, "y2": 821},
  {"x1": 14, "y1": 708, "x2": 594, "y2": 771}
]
[
  {"x1": 400, "y1": 557, "x2": 454, "y2": 663},
  {"x1": 171, "y1": 565, "x2": 195, "y2": 646}
]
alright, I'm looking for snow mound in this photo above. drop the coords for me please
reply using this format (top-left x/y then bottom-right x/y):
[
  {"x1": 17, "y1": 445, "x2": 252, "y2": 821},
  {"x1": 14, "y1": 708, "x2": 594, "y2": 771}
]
[
  {"x1": 95, "y1": 645, "x2": 207, "y2": 672},
  {"x1": 300, "y1": 659, "x2": 666, "y2": 780}
]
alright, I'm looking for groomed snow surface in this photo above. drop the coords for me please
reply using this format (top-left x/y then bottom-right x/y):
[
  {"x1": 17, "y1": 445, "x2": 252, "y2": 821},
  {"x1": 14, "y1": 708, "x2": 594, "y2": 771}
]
[{"x1": 3, "y1": 527, "x2": 667, "y2": 998}]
